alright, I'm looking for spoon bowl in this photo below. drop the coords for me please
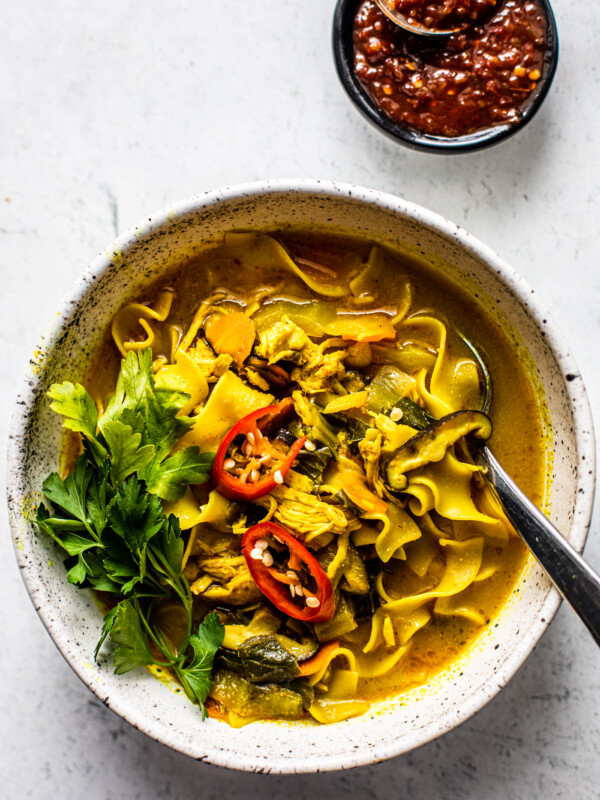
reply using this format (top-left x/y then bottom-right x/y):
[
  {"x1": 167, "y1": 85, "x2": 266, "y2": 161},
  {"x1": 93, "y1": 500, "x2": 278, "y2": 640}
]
[{"x1": 373, "y1": 0, "x2": 465, "y2": 34}]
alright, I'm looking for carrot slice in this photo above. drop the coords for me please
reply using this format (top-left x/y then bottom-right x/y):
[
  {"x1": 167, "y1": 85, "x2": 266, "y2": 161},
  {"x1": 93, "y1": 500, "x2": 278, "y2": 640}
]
[
  {"x1": 205, "y1": 312, "x2": 256, "y2": 367},
  {"x1": 299, "y1": 640, "x2": 340, "y2": 676},
  {"x1": 343, "y1": 477, "x2": 388, "y2": 515}
]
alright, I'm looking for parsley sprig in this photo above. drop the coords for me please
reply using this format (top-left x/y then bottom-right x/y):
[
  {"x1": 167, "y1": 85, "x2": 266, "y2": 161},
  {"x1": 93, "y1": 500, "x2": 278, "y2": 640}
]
[{"x1": 35, "y1": 349, "x2": 224, "y2": 717}]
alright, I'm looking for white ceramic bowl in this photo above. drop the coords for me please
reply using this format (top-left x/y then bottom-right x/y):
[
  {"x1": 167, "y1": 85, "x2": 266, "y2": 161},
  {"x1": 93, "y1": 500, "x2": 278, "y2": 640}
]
[{"x1": 7, "y1": 180, "x2": 595, "y2": 773}]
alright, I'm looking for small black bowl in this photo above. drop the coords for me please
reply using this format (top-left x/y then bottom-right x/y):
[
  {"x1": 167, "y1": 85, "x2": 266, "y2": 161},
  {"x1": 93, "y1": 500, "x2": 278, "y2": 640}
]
[{"x1": 332, "y1": 0, "x2": 559, "y2": 154}]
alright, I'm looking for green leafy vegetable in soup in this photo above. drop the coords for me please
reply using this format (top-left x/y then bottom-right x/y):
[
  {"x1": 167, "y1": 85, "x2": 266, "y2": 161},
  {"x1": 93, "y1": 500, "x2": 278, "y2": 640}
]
[{"x1": 36, "y1": 231, "x2": 546, "y2": 726}]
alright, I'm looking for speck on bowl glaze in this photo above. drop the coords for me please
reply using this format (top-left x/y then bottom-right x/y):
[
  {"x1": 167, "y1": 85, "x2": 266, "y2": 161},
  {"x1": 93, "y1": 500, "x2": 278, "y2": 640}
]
[
  {"x1": 7, "y1": 181, "x2": 595, "y2": 773},
  {"x1": 333, "y1": 0, "x2": 559, "y2": 154}
]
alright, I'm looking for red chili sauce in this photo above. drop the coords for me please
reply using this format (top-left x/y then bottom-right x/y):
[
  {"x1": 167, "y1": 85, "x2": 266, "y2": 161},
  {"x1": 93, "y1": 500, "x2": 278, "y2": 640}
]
[
  {"x1": 354, "y1": 0, "x2": 548, "y2": 137},
  {"x1": 387, "y1": 0, "x2": 498, "y2": 32}
]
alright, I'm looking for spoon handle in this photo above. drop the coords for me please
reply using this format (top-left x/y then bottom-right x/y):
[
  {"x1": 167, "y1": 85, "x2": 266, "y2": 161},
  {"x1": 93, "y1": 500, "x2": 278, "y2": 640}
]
[{"x1": 477, "y1": 446, "x2": 600, "y2": 647}]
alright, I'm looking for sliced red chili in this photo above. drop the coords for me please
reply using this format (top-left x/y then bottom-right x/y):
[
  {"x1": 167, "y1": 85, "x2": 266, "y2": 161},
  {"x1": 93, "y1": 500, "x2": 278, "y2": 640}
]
[
  {"x1": 212, "y1": 398, "x2": 306, "y2": 502},
  {"x1": 242, "y1": 522, "x2": 335, "y2": 624}
]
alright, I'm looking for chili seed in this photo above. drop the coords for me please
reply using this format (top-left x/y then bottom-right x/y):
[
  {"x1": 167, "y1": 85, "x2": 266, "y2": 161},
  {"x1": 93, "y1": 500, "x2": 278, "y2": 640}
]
[
  {"x1": 390, "y1": 407, "x2": 403, "y2": 422},
  {"x1": 304, "y1": 440, "x2": 316, "y2": 451},
  {"x1": 286, "y1": 570, "x2": 299, "y2": 580},
  {"x1": 224, "y1": 458, "x2": 236, "y2": 470},
  {"x1": 305, "y1": 596, "x2": 320, "y2": 608},
  {"x1": 250, "y1": 548, "x2": 264, "y2": 560},
  {"x1": 250, "y1": 469, "x2": 260, "y2": 483},
  {"x1": 246, "y1": 431, "x2": 256, "y2": 445},
  {"x1": 262, "y1": 551, "x2": 274, "y2": 567},
  {"x1": 273, "y1": 470, "x2": 284, "y2": 484},
  {"x1": 255, "y1": 538, "x2": 269, "y2": 550}
]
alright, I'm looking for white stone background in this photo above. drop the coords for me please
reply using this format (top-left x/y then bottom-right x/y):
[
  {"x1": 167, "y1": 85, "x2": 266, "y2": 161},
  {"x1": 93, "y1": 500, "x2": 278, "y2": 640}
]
[{"x1": 1, "y1": 0, "x2": 599, "y2": 797}]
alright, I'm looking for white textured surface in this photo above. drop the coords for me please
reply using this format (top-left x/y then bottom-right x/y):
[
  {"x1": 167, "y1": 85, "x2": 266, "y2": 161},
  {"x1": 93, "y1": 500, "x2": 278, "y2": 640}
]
[{"x1": 1, "y1": 0, "x2": 598, "y2": 796}]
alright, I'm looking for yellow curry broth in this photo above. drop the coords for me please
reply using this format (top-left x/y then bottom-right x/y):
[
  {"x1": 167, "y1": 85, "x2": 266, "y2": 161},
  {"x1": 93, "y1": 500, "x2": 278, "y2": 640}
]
[
  {"x1": 356, "y1": 536, "x2": 528, "y2": 702},
  {"x1": 82, "y1": 231, "x2": 545, "y2": 720}
]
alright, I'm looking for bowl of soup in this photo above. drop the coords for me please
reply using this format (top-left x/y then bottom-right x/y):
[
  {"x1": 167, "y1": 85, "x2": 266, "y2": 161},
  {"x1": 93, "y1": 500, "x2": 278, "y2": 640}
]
[{"x1": 7, "y1": 180, "x2": 594, "y2": 772}]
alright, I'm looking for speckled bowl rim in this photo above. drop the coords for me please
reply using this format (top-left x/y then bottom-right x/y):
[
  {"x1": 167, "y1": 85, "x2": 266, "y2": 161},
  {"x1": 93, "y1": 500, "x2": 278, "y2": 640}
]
[{"x1": 7, "y1": 179, "x2": 596, "y2": 772}]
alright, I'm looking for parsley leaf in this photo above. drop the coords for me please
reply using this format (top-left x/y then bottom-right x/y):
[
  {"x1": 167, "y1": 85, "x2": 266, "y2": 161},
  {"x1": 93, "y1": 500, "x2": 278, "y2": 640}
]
[
  {"x1": 109, "y1": 600, "x2": 155, "y2": 674},
  {"x1": 143, "y1": 388, "x2": 194, "y2": 460},
  {"x1": 95, "y1": 605, "x2": 119, "y2": 660},
  {"x1": 97, "y1": 350, "x2": 212, "y2": 499},
  {"x1": 48, "y1": 382, "x2": 108, "y2": 465},
  {"x1": 41, "y1": 457, "x2": 94, "y2": 531},
  {"x1": 101, "y1": 349, "x2": 154, "y2": 427},
  {"x1": 179, "y1": 612, "x2": 225, "y2": 719},
  {"x1": 100, "y1": 535, "x2": 141, "y2": 593},
  {"x1": 102, "y1": 419, "x2": 155, "y2": 484},
  {"x1": 142, "y1": 448, "x2": 213, "y2": 503},
  {"x1": 48, "y1": 381, "x2": 99, "y2": 441},
  {"x1": 99, "y1": 350, "x2": 191, "y2": 450},
  {"x1": 37, "y1": 347, "x2": 222, "y2": 717},
  {"x1": 52, "y1": 532, "x2": 97, "y2": 557},
  {"x1": 108, "y1": 477, "x2": 164, "y2": 578},
  {"x1": 157, "y1": 515, "x2": 185, "y2": 574},
  {"x1": 88, "y1": 573, "x2": 123, "y2": 594},
  {"x1": 86, "y1": 460, "x2": 111, "y2": 536},
  {"x1": 66, "y1": 555, "x2": 89, "y2": 585}
]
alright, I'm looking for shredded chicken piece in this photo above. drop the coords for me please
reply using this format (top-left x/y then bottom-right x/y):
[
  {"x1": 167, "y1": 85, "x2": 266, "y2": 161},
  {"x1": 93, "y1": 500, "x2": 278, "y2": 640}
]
[
  {"x1": 291, "y1": 390, "x2": 313, "y2": 427},
  {"x1": 191, "y1": 562, "x2": 263, "y2": 604},
  {"x1": 256, "y1": 316, "x2": 346, "y2": 393},
  {"x1": 243, "y1": 366, "x2": 271, "y2": 392},
  {"x1": 255, "y1": 316, "x2": 309, "y2": 363},
  {"x1": 291, "y1": 348, "x2": 346, "y2": 394},
  {"x1": 186, "y1": 338, "x2": 233, "y2": 382},
  {"x1": 272, "y1": 485, "x2": 360, "y2": 543},
  {"x1": 359, "y1": 429, "x2": 387, "y2": 499}
]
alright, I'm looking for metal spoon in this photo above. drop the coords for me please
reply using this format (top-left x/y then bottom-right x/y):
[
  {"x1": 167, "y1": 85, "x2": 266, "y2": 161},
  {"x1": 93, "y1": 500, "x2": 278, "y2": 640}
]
[
  {"x1": 373, "y1": 0, "x2": 466, "y2": 35},
  {"x1": 460, "y1": 334, "x2": 600, "y2": 647}
]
